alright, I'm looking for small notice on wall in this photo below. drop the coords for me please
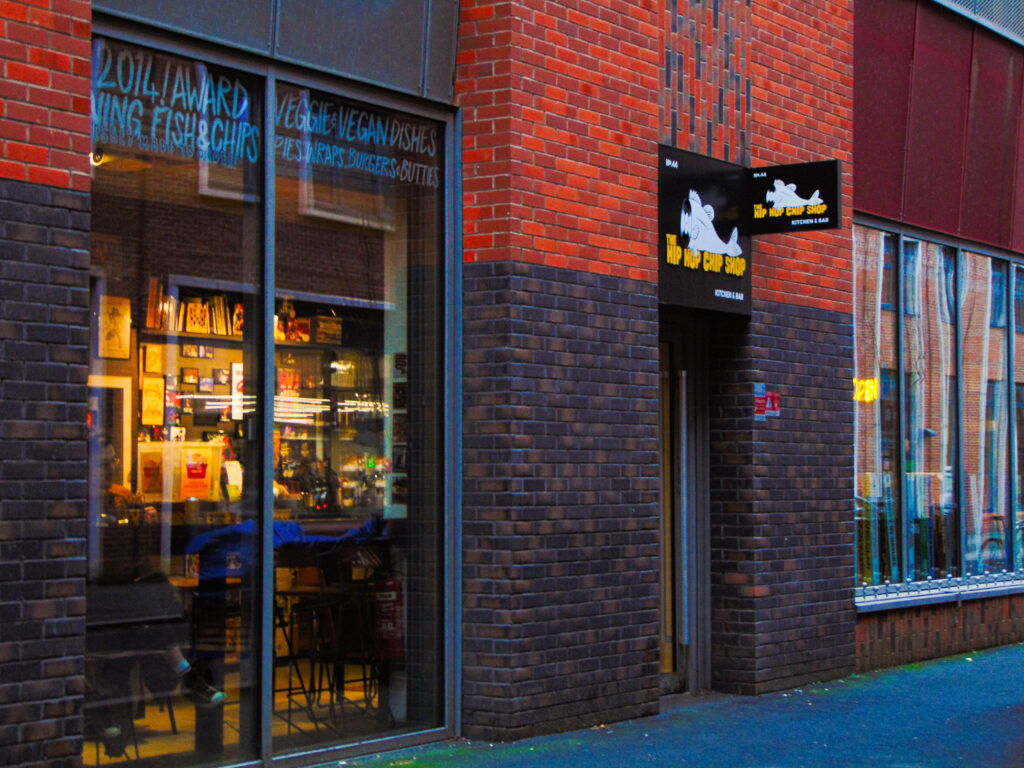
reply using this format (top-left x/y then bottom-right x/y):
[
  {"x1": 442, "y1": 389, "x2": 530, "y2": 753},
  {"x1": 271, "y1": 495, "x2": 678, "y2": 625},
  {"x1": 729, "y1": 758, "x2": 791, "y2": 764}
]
[{"x1": 754, "y1": 383, "x2": 781, "y2": 422}]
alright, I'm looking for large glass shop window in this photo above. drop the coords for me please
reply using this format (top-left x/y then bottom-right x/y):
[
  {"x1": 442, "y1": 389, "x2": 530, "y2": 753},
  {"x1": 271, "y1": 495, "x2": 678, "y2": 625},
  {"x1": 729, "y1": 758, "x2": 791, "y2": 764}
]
[
  {"x1": 86, "y1": 37, "x2": 445, "y2": 765},
  {"x1": 902, "y1": 240, "x2": 959, "y2": 580},
  {"x1": 88, "y1": 38, "x2": 262, "y2": 765},
  {"x1": 854, "y1": 228, "x2": 902, "y2": 584},
  {"x1": 854, "y1": 224, "x2": 1021, "y2": 589},
  {"x1": 271, "y1": 85, "x2": 444, "y2": 750}
]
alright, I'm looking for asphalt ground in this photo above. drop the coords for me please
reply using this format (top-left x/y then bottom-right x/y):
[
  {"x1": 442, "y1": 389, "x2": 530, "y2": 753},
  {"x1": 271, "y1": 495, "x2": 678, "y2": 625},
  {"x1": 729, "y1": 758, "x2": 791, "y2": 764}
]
[{"x1": 321, "y1": 642, "x2": 1024, "y2": 768}]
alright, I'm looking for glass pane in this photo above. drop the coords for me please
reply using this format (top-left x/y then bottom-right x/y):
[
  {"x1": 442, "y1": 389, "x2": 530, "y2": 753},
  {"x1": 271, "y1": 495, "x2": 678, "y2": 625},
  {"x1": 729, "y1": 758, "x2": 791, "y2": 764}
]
[
  {"x1": 960, "y1": 253, "x2": 1010, "y2": 574},
  {"x1": 903, "y1": 241, "x2": 959, "y2": 580},
  {"x1": 272, "y1": 83, "x2": 445, "y2": 752},
  {"x1": 854, "y1": 227, "x2": 902, "y2": 585},
  {"x1": 1015, "y1": 265, "x2": 1024, "y2": 570},
  {"x1": 87, "y1": 38, "x2": 263, "y2": 765}
]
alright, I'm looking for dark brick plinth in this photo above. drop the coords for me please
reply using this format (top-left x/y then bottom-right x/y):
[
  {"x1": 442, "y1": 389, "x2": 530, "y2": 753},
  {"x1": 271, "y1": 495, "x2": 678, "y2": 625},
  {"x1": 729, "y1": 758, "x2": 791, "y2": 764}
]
[{"x1": 462, "y1": 261, "x2": 661, "y2": 741}]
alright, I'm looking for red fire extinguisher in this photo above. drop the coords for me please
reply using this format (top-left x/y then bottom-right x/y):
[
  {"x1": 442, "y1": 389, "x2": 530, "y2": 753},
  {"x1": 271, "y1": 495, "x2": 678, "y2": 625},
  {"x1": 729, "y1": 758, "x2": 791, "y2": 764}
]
[{"x1": 373, "y1": 577, "x2": 404, "y2": 661}]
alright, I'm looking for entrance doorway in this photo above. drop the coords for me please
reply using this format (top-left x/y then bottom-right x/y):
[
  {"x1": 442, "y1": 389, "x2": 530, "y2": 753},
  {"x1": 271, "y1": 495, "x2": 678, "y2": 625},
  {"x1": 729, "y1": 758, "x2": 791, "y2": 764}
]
[{"x1": 658, "y1": 319, "x2": 711, "y2": 693}]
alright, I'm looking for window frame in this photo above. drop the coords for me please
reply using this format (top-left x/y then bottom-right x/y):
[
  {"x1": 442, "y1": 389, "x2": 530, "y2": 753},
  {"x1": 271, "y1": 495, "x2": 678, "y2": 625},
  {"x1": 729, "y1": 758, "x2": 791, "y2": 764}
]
[
  {"x1": 90, "y1": 15, "x2": 462, "y2": 764},
  {"x1": 854, "y1": 217, "x2": 1024, "y2": 612}
]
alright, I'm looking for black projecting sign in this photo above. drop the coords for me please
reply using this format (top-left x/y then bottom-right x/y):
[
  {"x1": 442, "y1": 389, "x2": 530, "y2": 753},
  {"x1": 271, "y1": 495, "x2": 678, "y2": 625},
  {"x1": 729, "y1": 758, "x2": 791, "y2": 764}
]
[
  {"x1": 747, "y1": 159, "x2": 841, "y2": 234},
  {"x1": 659, "y1": 146, "x2": 751, "y2": 315}
]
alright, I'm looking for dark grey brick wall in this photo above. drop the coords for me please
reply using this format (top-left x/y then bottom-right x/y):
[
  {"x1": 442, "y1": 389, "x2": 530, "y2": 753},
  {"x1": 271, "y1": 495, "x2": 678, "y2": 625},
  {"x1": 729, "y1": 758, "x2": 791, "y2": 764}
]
[
  {"x1": 0, "y1": 180, "x2": 90, "y2": 768},
  {"x1": 708, "y1": 299, "x2": 856, "y2": 695},
  {"x1": 461, "y1": 261, "x2": 661, "y2": 741}
]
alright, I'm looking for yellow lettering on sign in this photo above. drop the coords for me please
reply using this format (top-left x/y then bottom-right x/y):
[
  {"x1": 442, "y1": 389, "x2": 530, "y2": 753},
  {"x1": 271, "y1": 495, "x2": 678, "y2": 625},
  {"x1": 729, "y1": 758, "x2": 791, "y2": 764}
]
[
  {"x1": 666, "y1": 233, "x2": 682, "y2": 265},
  {"x1": 725, "y1": 255, "x2": 746, "y2": 276},
  {"x1": 769, "y1": 207, "x2": 784, "y2": 217},
  {"x1": 753, "y1": 204, "x2": 767, "y2": 219},
  {"x1": 683, "y1": 247, "x2": 700, "y2": 269},
  {"x1": 703, "y1": 251, "x2": 723, "y2": 273},
  {"x1": 785, "y1": 205, "x2": 805, "y2": 216},
  {"x1": 806, "y1": 203, "x2": 827, "y2": 215}
]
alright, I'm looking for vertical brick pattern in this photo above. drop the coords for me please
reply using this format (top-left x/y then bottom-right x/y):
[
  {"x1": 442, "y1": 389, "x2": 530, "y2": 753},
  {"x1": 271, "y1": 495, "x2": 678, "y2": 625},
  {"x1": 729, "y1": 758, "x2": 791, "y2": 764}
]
[
  {"x1": 456, "y1": 0, "x2": 661, "y2": 283},
  {"x1": 856, "y1": 595, "x2": 1024, "y2": 672},
  {"x1": 461, "y1": 261, "x2": 661, "y2": 741},
  {"x1": 660, "y1": 0, "x2": 751, "y2": 164},
  {"x1": 0, "y1": 0, "x2": 91, "y2": 192},
  {"x1": 0, "y1": 180, "x2": 90, "y2": 767}
]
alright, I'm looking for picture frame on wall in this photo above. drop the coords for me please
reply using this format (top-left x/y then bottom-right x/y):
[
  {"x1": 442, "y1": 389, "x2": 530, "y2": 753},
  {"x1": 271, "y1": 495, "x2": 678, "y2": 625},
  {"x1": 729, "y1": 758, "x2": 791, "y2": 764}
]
[
  {"x1": 97, "y1": 295, "x2": 131, "y2": 359},
  {"x1": 198, "y1": 376, "x2": 214, "y2": 393},
  {"x1": 140, "y1": 376, "x2": 164, "y2": 426},
  {"x1": 142, "y1": 343, "x2": 163, "y2": 374},
  {"x1": 181, "y1": 367, "x2": 199, "y2": 386}
]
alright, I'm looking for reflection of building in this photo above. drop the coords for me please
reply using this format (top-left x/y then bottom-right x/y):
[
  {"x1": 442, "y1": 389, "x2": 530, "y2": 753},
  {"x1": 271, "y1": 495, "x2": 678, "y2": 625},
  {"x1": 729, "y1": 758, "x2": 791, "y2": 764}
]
[{"x1": 2, "y1": 1, "x2": 1024, "y2": 766}]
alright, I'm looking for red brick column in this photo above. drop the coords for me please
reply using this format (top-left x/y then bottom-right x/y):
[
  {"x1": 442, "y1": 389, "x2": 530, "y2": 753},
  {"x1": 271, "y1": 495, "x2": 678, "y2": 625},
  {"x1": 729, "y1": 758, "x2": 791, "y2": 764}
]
[
  {"x1": 456, "y1": 0, "x2": 664, "y2": 740},
  {"x1": 0, "y1": 2, "x2": 92, "y2": 766}
]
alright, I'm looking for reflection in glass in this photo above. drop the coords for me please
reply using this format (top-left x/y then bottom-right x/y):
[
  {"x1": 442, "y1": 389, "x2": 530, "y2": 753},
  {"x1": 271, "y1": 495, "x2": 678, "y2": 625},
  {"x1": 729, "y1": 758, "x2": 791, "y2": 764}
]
[
  {"x1": 902, "y1": 241, "x2": 959, "y2": 579},
  {"x1": 1014, "y1": 266, "x2": 1024, "y2": 570},
  {"x1": 87, "y1": 38, "x2": 262, "y2": 765},
  {"x1": 960, "y1": 253, "x2": 1009, "y2": 574},
  {"x1": 854, "y1": 227, "x2": 902, "y2": 584},
  {"x1": 271, "y1": 83, "x2": 444, "y2": 753}
]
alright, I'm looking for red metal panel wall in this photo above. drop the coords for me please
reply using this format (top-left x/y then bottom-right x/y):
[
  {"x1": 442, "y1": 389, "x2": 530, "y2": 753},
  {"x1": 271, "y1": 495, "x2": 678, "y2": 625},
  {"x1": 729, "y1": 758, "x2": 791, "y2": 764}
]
[
  {"x1": 902, "y1": 2, "x2": 973, "y2": 233},
  {"x1": 960, "y1": 29, "x2": 1023, "y2": 248},
  {"x1": 853, "y1": 0, "x2": 916, "y2": 221}
]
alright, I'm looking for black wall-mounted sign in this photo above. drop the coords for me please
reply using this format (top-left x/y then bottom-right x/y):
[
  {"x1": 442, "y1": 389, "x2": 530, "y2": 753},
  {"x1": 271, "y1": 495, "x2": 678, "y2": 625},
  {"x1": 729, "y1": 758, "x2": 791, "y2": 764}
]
[
  {"x1": 747, "y1": 159, "x2": 841, "y2": 234},
  {"x1": 658, "y1": 146, "x2": 751, "y2": 315}
]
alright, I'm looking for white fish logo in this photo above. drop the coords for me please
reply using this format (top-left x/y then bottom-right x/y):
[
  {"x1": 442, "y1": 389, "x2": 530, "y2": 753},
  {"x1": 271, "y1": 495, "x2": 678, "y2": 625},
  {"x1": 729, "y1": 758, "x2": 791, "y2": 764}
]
[
  {"x1": 680, "y1": 189, "x2": 742, "y2": 257},
  {"x1": 766, "y1": 179, "x2": 823, "y2": 208}
]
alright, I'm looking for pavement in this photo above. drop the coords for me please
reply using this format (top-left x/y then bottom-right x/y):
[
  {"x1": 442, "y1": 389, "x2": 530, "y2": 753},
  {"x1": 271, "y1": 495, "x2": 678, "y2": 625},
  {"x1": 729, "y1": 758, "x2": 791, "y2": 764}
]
[{"x1": 319, "y1": 642, "x2": 1024, "y2": 768}]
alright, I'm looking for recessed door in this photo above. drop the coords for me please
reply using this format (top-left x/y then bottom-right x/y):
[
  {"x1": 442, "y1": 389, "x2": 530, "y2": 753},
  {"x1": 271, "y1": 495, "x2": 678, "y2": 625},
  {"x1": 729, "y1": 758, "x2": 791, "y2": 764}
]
[{"x1": 659, "y1": 326, "x2": 710, "y2": 693}]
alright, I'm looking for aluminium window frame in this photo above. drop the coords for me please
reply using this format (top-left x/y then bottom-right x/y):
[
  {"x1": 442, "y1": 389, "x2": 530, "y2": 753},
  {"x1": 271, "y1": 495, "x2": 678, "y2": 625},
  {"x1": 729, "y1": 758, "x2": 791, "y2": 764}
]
[
  {"x1": 90, "y1": 14, "x2": 463, "y2": 766},
  {"x1": 854, "y1": 215, "x2": 1024, "y2": 612}
]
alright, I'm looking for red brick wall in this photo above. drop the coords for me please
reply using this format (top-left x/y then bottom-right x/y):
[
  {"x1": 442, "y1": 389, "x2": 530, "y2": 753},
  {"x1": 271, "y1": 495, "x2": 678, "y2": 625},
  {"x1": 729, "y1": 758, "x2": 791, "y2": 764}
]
[
  {"x1": 456, "y1": 0, "x2": 661, "y2": 284},
  {"x1": 750, "y1": 0, "x2": 853, "y2": 315},
  {"x1": 856, "y1": 595, "x2": 1024, "y2": 672},
  {"x1": 0, "y1": 0, "x2": 91, "y2": 192}
]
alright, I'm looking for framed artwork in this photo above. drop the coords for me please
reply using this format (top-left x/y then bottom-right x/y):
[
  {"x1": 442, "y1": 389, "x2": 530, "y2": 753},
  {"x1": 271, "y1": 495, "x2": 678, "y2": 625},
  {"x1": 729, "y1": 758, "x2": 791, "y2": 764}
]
[
  {"x1": 181, "y1": 367, "x2": 199, "y2": 386},
  {"x1": 97, "y1": 295, "x2": 131, "y2": 359},
  {"x1": 198, "y1": 376, "x2": 214, "y2": 393},
  {"x1": 198, "y1": 345, "x2": 214, "y2": 359},
  {"x1": 181, "y1": 344, "x2": 199, "y2": 358},
  {"x1": 142, "y1": 343, "x2": 163, "y2": 374},
  {"x1": 140, "y1": 376, "x2": 164, "y2": 426},
  {"x1": 214, "y1": 368, "x2": 230, "y2": 385},
  {"x1": 184, "y1": 300, "x2": 210, "y2": 334}
]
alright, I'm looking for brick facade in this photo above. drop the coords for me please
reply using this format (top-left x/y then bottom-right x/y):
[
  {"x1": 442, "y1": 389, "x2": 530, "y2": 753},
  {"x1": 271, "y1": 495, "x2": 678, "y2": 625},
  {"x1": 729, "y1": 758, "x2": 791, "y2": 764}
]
[
  {"x1": 0, "y1": 0, "x2": 91, "y2": 193},
  {"x1": 0, "y1": 2, "x2": 91, "y2": 766},
  {"x1": 660, "y1": 0, "x2": 858, "y2": 694},
  {"x1": 462, "y1": 261, "x2": 660, "y2": 739},
  {"x1": 707, "y1": 302, "x2": 856, "y2": 693},
  {"x1": 457, "y1": 0, "x2": 664, "y2": 740},
  {"x1": 856, "y1": 594, "x2": 1024, "y2": 672},
  {"x1": 0, "y1": 180, "x2": 90, "y2": 767}
]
